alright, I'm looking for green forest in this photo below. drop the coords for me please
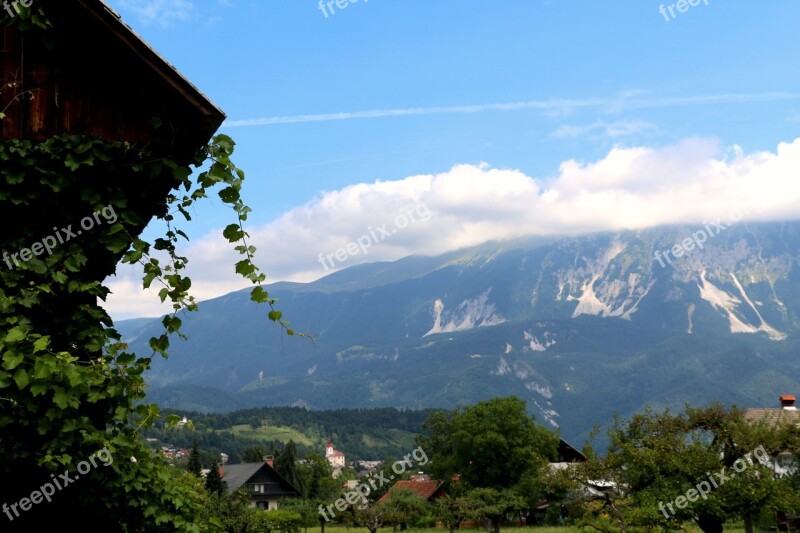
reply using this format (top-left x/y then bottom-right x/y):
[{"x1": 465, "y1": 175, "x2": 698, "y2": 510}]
[{"x1": 140, "y1": 406, "x2": 436, "y2": 465}]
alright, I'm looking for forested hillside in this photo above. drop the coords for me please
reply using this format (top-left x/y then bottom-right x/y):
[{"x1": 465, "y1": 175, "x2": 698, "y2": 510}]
[{"x1": 140, "y1": 406, "x2": 435, "y2": 465}]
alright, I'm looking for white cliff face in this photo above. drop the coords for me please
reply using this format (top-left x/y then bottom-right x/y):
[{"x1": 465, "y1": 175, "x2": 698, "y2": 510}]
[
  {"x1": 416, "y1": 226, "x2": 796, "y2": 346},
  {"x1": 491, "y1": 356, "x2": 512, "y2": 376},
  {"x1": 524, "y1": 329, "x2": 556, "y2": 352},
  {"x1": 556, "y1": 240, "x2": 655, "y2": 320},
  {"x1": 424, "y1": 289, "x2": 506, "y2": 336},
  {"x1": 532, "y1": 399, "x2": 559, "y2": 428},
  {"x1": 540, "y1": 227, "x2": 795, "y2": 342},
  {"x1": 697, "y1": 270, "x2": 786, "y2": 340}
]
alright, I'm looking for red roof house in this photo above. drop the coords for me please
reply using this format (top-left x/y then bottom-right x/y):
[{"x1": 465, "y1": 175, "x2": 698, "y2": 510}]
[{"x1": 378, "y1": 478, "x2": 445, "y2": 502}]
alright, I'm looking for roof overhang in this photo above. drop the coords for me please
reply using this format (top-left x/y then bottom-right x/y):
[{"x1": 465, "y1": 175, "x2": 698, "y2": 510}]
[{"x1": 75, "y1": 0, "x2": 225, "y2": 138}]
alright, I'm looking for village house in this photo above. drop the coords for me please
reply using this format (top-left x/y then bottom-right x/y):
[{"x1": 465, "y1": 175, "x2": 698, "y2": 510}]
[
  {"x1": 743, "y1": 395, "x2": 800, "y2": 531},
  {"x1": 743, "y1": 395, "x2": 800, "y2": 478},
  {"x1": 325, "y1": 438, "x2": 346, "y2": 476},
  {"x1": 220, "y1": 456, "x2": 302, "y2": 510},
  {"x1": 378, "y1": 473, "x2": 446, "y2": 503}
]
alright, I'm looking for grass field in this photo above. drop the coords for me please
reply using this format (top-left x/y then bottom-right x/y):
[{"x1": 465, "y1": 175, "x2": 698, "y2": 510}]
[{"x1": 223, "y1": 424, "x2": 315, "y2": 447}]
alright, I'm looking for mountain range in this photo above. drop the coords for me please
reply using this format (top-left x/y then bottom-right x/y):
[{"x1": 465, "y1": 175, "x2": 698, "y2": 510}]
[{"x1": 117, "y1": 220, "x2": 800, "y2": 446}]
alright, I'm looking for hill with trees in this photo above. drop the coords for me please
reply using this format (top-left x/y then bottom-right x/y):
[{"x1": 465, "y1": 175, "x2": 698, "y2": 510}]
[{"x1": 140, "y1": 406, "x2": 435, "y2": 465}]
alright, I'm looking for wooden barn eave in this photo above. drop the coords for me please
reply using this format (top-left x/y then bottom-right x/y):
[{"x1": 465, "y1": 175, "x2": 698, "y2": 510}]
[{"x1": 75, "y1": 0, "x2": 226, "y2": 135}]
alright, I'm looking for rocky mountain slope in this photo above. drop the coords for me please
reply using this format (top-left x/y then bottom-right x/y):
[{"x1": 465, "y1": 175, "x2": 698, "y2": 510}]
[{"x1": 119, "y1": 221, "x2": 800, "y2": 445}]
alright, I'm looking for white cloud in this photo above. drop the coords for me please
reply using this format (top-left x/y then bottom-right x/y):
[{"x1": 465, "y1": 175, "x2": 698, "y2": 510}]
[
  {"x1": 113, "y1": 0, "x2": 195, "y2": 26},
  {"x1": 103, "y1": 137, "x2": 800, "y2": 320}
]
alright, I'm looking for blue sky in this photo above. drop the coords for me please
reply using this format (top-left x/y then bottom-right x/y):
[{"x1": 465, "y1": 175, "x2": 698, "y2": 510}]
[{"x1": 104, "y1": 0, "x2": 800, "y2": 318}]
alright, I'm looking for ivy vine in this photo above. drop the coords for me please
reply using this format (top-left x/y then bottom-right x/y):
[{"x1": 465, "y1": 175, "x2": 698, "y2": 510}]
[
  {"x1": 0, "y1": 126, "x2": 305, "y2": 529},
  {"x1": 0, "y1": 11, "x2": 308, "y2": 531}
]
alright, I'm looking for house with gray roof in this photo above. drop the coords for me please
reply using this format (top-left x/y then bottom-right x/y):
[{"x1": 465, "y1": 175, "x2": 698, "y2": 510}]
[
  {"x1": 221, "y1": 457, "x2": 302, "y2": 510},
  {"x1": 743, "y1": 394, "x2": 799, "y2": 478}
]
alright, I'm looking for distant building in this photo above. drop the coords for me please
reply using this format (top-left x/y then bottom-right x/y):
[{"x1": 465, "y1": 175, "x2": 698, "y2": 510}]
[
  {"x1": 550, "y1": 438, "x2": 588, "y2": 469},
  {"x1": 378, "y1": 476, "x2": 445, "y2": 503},
  {"x1": 540, "y1": 439, "x2": 605, "y2": 521},
  {"x1": 744, "y1": 394, "x2": 800, "y2": 478},
  {"x1": 220, "y1": 456, "x2": 302, "y2": 510},
  {"x1": 357, "y1": 460, "x2": 382, "y2": 472},
  {"x1": 325, "y1": 439, "x2": 346, "y2": 469}
]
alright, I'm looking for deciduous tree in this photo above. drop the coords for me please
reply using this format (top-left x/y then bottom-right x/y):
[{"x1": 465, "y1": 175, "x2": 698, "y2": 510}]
[
  {"x1": 418, "y1": 396, "x2": 558, "y2": 491},
  {"x1": 578, "y1": 403, "x2": 800, "y2": 533}
]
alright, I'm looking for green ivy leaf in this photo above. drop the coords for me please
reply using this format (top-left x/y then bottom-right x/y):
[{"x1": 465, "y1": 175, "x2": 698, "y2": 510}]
[
  {"x1": 13, "y1": 368, "x2": 29, "y2": 389},
  {"x1": 32, "y1": 336, "x2": 49, "y2": 353},
  {"x1": 161, "y1": 316, "x2": 182, "y2": 334},
  {"x1": 218, "y1": 186, "x2": 240, "y2": 203},
  {"x1": 53, "y1": 389, "x2": 71, "y2": 409},
  {"x1": 33, "y1": 359, "x2": 52, "y2": 379},
  {"x1": 5, "y1": 326, "x2": 28, "y2": 343},
  {"x1": 250, "y1": 286, "x2": 269, "y2": 303},
  {"x1": 222, "y1": 224, "x2": 245, "y2": 242},
  {"x1": 3, "y1": 351, "x2": 24, "y2": 370},
  {"x1": 116, "y1": 353, "x2": 135, "y2": 366},
  {"x1": 235, "y1": 260, "x2": 255, "y2": 276}
]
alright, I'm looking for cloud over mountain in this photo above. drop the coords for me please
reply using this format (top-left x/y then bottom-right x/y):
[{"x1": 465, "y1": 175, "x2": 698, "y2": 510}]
[{"x1": 104, "y1": 137, "x2": 800, "y2": 319}]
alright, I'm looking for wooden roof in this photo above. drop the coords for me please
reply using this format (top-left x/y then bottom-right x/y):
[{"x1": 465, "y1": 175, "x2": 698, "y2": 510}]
[
  {"x1": 1, "y1": 0, "x2": 225, "y2": 159},
  {"x1": 76, "y1": 0, "x2": 224, "y2": 127},
  {"x1": 557, "y1": 438, "x2": 587, "y2": 463}
]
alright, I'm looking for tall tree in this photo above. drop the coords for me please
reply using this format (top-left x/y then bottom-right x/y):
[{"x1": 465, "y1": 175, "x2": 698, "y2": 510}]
[
  {"x1": 205, "y1": 463, "x2": 227, "y2": 496},
  {"x1": 278, "y1": 498, "x2": 322, "y2": 533},
  {"x1": 418, "y1": 397, "x2": 558, "y2": 532},
  {"x1": 418, "y1": 396, "x2": 559, "y2": 490},
  {"x1": 187, "y1": 440, "x2": 202, "y2": 476},
  {"x1": 244, "y1": 445, "x2": 266, "y2": 463},
  {"x1": 432, "y1": 494, "x2": 479, "y2": 533},
  {"x1": 382, "y1": 489, "x2": 430, "y2": 532},
  {"x1": 297, "y1": 452, "x2": 339, "y2": 500},
  {"x1": 347, "y1": 502, "x2": 389, "y2": 533},
  {"x1": 276, "y1": 439, "x2": 303, "y2": 492},
  {"x1": 464, "y1": 488, "x2": 525, "y2": 533}
]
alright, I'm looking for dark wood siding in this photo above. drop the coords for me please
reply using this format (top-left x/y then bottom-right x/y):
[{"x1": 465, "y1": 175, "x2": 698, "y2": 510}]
[{"x1": 1, "y1": 0, "x2": 224, "y2": 160}]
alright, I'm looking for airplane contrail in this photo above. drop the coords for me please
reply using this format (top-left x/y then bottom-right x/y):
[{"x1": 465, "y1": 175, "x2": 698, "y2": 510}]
[{"x1": 223, "y1": 92, "x2": 800, "y2": 128}]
